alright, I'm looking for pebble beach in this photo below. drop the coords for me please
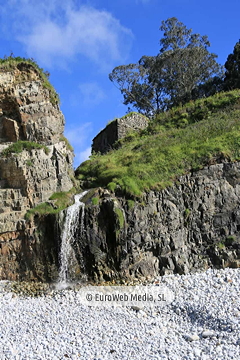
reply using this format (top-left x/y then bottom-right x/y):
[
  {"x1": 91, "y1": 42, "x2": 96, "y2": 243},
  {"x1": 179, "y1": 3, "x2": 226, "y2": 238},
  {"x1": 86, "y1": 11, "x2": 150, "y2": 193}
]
[{"x1": 0, "y1": 268, "x2": 239, "y2": 360}]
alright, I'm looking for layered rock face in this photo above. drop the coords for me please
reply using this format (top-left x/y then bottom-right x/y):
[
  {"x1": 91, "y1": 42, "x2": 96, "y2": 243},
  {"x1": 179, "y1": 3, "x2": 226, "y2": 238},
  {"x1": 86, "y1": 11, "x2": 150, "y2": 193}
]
[
  {"x1": 74, "y1": 162, "x2": 240, "y2": 281},
  {"x1": 0, "y1": 62, "x2": 74, "y2": 280}
]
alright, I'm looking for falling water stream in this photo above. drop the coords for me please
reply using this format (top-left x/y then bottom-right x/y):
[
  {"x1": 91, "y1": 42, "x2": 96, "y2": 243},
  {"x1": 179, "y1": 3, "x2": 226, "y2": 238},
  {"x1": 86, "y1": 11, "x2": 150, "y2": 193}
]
[{"x1": 57, "y1": 191, "x2": 88, "y2": 287}]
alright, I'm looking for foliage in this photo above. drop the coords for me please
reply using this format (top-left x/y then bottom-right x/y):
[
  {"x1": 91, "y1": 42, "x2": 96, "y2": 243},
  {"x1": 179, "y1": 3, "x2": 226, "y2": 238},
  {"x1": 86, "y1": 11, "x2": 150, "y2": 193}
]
[
  {"x1": 217, "y1": 242, "x2": 225, "y2": 250},
  {"x1": 76, "y1": 90, "x2": 240, "y2": 198},
  {"x1": 107, "y1": 182, "x2": 117, "y2": 192},
  {"x1": 224, "y1": 40, "x2": 240, "y2": 90},
  {"x1": 49, "y1": 188, "x2": 76, "y2": 208},
  {"x1": 59, "y1": 135, "x2": 74, "y2": 151},
  {"x1": 1, "y1": 141, "x2": 50, "y2": 157},
  {"x1": 109, "y1": 62, "x2": 153, "y2": 116},
  {"x1": 92, "y1": 197, "x2": 99, "y2": 205},
  {"x1": 25, "y1": 160, "x2": 34, "y2": 167},
  {"x1": 157, "y1": 17, "x2": 223, "y2": 108},
  {"x1": 127, "y1": 199, "x2": 135, "y2": 209},
  {"x1": 25, "y1": 203, "x2": 58, "y2": 220},
  {"x1": 0, "y1": 55, "x2": 59, "y2": 105},
  {"x1": 25, "y1": 188, "x2": 76, "y2": 220},
  {"x1": 115, "y1": 208, "x2": 125, "y2": 229},
  {"x1": 109, "y1": 17, "x2": 223, "y2": 116}
]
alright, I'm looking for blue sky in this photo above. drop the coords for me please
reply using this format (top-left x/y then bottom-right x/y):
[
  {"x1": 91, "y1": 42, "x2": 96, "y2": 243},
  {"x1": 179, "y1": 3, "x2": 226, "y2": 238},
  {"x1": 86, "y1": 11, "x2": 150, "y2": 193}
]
[{"x1": 0, "y1": 0, "x2": 240, "y2": 167}]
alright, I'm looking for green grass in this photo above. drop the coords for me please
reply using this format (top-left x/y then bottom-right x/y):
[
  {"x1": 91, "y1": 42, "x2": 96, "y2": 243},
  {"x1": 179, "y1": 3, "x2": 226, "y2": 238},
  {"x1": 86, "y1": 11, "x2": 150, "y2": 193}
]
[
  {"x1": 59, "y1": 135, "x2": 74, "y2": 152},
  {"x1": 0, "y1": 56, "x2": 59, "y2": 105},
  {"x1": 49, "y1": 188, "x2": 76, "y2": 208},
  {"x1": 92, "y1": 197, "x2": 99, "y2": 205},
  {"x1": 217, "y1": 242, "x2": 226, "y2": 250},
  {"x1": 76, "y1": 90, "x2": 240, "y2": 198},
  {"x1": 115, "y1": 208, "x2": 125, "y2": 229},
  {"x1": 1, "y1": 141, "x2": 50, "y2": 157},
  {"x1": 127, "y1": 200, "x2": 135, "y2": 209},
  {"x1": 25, "y1": 188, "x2": 77, "y2": 220},
  {"x1": 25, "y1": 203, "x2": 58, "y2": 220},
  {"x1": 152, "y1": 89, "x2": 240, "y2": 130}
]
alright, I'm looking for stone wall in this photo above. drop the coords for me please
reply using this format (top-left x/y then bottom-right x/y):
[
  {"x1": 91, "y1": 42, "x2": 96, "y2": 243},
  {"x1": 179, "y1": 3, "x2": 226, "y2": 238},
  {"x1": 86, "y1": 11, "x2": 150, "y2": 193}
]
[{"x1": 92, "y1": 113, "x2": 149, "y2": 154}]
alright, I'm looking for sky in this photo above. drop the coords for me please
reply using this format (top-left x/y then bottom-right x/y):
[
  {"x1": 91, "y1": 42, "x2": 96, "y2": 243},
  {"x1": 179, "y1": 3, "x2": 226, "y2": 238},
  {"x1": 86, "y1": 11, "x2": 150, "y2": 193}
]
[{"x1": 0, "y1": 0, "x2": 240, "y2": 168}]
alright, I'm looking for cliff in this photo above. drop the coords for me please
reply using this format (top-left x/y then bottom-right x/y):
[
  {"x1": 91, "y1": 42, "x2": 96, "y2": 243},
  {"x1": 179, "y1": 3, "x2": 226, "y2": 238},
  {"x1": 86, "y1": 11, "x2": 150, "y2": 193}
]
[
  {"x1": 0, "y1": 60, "x2": 74, "y2": 280},
  {"x1": 0, "y1": 61, "x2": 239, "y2": 283},
  {"x1": 75, "y1": 90, "x2": 240, "y2": 281},
  {"x1": 73, "y1": 161, "x2": 240, "y2": 281}
]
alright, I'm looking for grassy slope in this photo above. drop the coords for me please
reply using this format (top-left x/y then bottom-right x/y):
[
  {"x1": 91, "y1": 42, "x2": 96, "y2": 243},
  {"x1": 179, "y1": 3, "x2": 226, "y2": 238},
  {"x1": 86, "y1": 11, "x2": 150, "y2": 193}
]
[{"x1": 77, "y1": 90, "x2": 240, "y2": 198}]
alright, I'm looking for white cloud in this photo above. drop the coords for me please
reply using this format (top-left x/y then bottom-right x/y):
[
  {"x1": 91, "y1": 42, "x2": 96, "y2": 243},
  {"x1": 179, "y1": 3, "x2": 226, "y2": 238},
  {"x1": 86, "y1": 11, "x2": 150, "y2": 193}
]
[
  {"x1": 78, "y1": 82, "x2": 106, "y2": 106},
  {"x1": 76, "y1": 147, "x2": 92, "y2": 164},
  {"x1": 64, "y1": 122, "x2": 92, "y2": 146},
  {"x1": 3, "y1": 0, "x2": 133, "y2": 69},
  {"x1": 64, "y1": 122, "x2": 92, "y2": 167}
]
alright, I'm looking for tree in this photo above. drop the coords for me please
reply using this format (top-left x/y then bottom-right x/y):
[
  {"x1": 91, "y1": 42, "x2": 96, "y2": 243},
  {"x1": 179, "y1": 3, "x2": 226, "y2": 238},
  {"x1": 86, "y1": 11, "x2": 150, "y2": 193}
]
[
  {"x1": 109, "y1": 17, "x2": 223, "y2": 116},
  {"x1": 224, "y1": 40, "x2": 240, "y2": 90},
  {"x1": 158, "y1": 18, "x2": 223, "y2": 107},
  {"x1": 109, "y1": 62, "x2": 151, "y2": 115}
]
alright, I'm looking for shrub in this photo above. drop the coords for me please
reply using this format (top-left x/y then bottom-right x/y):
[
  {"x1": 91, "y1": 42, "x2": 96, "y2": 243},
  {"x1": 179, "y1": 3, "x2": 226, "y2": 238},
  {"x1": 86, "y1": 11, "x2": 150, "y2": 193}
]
[{"x1": 1, "y1": 141, "x2": 50, "y2": 157}]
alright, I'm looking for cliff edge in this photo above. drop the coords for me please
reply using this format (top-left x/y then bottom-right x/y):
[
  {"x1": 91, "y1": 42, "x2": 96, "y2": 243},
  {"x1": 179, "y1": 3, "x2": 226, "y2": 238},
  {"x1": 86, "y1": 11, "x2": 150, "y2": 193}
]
[{"x1": 0, "y1": 59, "x2": 74, "y2": 280}]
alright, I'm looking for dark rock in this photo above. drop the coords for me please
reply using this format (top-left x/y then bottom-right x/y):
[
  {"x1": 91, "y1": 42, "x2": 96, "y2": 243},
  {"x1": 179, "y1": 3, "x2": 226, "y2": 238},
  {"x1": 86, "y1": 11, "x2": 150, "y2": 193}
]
[{"x1": 71, "y1": 161, "x2": 240, "y2": 281}]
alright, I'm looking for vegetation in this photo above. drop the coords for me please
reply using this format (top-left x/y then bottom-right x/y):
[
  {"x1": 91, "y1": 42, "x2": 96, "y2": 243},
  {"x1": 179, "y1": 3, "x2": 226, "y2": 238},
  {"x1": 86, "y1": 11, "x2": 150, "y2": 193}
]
[
  {"x1": 224, "y1": 40, "x2": 240, "y2": 91},
  {"x1": 49, "y1": 189, "x2": 77, "y2": 208},
  {"x1": 115, "y1": 207, "x2": 125, "y2": 237},
  {"x1": 109, "y1": 17, "x2": 223, "y2": 116},
  {"x1": 217, "y1": 242, "x2": 225, "y2": 250},
  {"x1": 1, "y1": 141, "x2": 50, "y2": 156},
  {"x1": 115, "y1": 208, "x2": 125, "y2": 229},
  {"x1": 0, "y1": 55, "x2": 59, "y2": 105},
  {"x1": 25, "y1": 188, "x2": 76, "y2": 220},
  {"x1": 92, "y1": 197, "x2": 99, "y2": 205},
  {"x1": 25, "y1": 160, "x2": 34, "y2": 167},
  {"x1": 127, "y1": 200, "x2": 135, "y2": 210},
  {"x1": 76, "y1": 89, "x2": 240, "y2": 198},
  {"x1": 25, "y1": 202, "x2": 58, "y2": 220},
  {"x1": 59, "y1": 135, "x2": 74, "y2": 152}
]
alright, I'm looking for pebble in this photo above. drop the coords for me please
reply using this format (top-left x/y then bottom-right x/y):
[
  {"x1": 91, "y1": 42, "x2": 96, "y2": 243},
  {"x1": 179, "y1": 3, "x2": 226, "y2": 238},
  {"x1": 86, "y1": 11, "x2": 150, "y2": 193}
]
[
  {"x1": 186, "y1": 334, "x2": 200, "y2": 341},
  {"x1": 202, "y1": 330, "x2": 215, "y2": 338},
  {"x1": 0, "y1": 268, "x2": 239, "y2": 360}
]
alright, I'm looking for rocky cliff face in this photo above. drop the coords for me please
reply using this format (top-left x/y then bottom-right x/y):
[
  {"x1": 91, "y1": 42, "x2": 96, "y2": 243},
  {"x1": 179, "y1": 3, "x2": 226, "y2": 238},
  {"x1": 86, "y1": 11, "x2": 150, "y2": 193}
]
[
  {"x1": 0, "y1": 62, "x2": 74, "y2": 280},
  {"x1": 72, "y1": 161, "x2": 240, "y2": 281}
]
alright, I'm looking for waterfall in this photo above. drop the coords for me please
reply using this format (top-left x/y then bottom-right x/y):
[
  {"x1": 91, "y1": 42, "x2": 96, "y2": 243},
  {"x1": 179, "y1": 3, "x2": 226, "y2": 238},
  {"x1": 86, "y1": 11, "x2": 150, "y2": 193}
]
[{"x1": 58, "y1": 191, "x2": 88, "y2": 286}]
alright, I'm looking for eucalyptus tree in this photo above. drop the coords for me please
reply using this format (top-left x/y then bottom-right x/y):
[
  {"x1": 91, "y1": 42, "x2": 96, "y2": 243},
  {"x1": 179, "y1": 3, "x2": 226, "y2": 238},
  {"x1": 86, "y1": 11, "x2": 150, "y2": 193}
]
[
  {"x1": 109, "y1": 17, "x2": 223, "y2": 116},
  {"x1": 224, "y1": 40, "x2": 240, "y2": 90}
]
